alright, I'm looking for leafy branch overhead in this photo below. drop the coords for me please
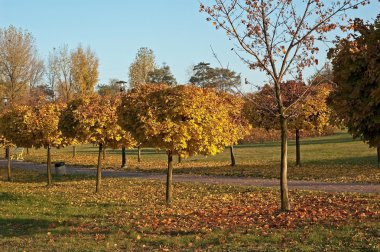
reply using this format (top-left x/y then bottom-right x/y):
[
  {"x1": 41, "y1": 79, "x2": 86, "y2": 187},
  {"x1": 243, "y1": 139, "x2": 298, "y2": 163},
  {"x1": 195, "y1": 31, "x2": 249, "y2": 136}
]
[{"x1": 200, "y1": 0, "x2": 370, "y2": 82}]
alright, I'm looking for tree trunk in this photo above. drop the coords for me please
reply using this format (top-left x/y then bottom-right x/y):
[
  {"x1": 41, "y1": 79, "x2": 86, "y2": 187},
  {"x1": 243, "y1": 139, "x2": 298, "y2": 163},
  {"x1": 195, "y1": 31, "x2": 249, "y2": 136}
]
[
  {"x1": 178, "y1": 155, "x2": 181, "y2": 164},
  {"x1": 230, "y1": 145, "x2": 236, "y2": 166},
  {"x1": 280, "y1": 116, "x2": 290, "y2": 211},
  {"x1": 166, "y1": 150, "x2": 173, "y2": 207},
  {"x1": 295, "y1": 129, "x2": 301, "y2": 167},
  {"x1": 377, "y1": 147, "x2": 380, "y2": 169},
  {"x1": 72, "y1": 146, "x2": 76, "y2": 158},
  {"x1": 26, "y1": 147, "x2": 29, "y2": 155},
  {"x1": 96, "y1": 143, "x2": 103, "y2": 193},
  {"x1": 5, "y1": 146, "x2": 9, "y2": 159},
  {"x1": 121, "y1": 146, "x2": 127, "y2": 169},
  {"x1": 7, "y1": 146, "x2": 12, "y2": 182},
  {"x1": 47, "y1": 145, "x2": 52, "y2": 186},
  {"x1": 102, "y1": 147, "x2": 106, "y2": 160},
  {"x1": 137, "y1": 145, "x2": 141, "y2": 162}
]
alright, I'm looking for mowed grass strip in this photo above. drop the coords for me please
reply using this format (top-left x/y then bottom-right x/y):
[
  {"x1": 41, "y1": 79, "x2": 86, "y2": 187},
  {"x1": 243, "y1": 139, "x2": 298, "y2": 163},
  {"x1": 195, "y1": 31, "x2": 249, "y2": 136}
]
[
  {"x1": 19, "y1": 131, "x2": 380, "y2": 183},
  {"x1": 0, "y1": 169, "x2": 379, "y2": 251}
]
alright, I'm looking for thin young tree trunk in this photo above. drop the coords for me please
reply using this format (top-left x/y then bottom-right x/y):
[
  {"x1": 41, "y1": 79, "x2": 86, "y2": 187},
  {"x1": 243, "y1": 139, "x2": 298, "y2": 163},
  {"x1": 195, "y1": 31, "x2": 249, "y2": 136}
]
[
  {"x1": 102, "y1": 147, "x2": 106, "y2": 160},
  {"x1": 137, "y1": 145, "x2": 141, "y2": 162},
  {"x1": 166, "y1": 150, "x2": 173, "y2": 207},
  {"x1": 72, "y1": 146, "x2": 76, "y2": 158},
  {"x1": 121, "y1": 146, "x2": 127, "y2": 169},
  {"x1": 178, "y1": 155, "x2": 181, "y2": 164},
  {"x1": 377, "y1": 147, "x2": 380, "y2": 169},
  {"x1": 7, "y1": 146, "x2": 11, "y2": 182},
  {"x1": 47, "y1": 145, "x2": 52, "y2": 186},
  {"x1": 280, "y1": 116, "x2": 290, "y2": 211},
  {"x1": 295, "y1": 129, "x2": 301, "y2": 167},
  {"x1": 96, "y1": 143, "x2": 103, "y2": 193},
  {"x1": 26, "y1": 147, "x2": 29, "y2": 155},
  {"x1": 5, "y1": 146, "x2": 9, "y2": 159},
  {"x1": 230, "y1": 145, "x2": 236, "y2": 166}
]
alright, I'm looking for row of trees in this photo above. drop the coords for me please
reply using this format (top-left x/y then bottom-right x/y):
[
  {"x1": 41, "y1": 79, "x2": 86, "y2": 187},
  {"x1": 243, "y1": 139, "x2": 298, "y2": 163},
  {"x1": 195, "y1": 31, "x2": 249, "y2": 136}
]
[
  {"x1": 0, "y1": 25, "x2": 242, "y2": 107},
  {"x1": 0, "y1": 85, "x2": 251, "y2": 206},
  {"x1": 0, "y1": 75, "x2": 338, "y2": 206},
  {"x1": 126, "y1": 46, "x2": 242, "y2": 92}
]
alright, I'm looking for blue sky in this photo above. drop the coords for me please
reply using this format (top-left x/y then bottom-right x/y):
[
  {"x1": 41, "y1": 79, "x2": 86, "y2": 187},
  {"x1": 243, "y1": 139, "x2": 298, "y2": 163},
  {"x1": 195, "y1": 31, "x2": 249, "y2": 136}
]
[{"x1": 1, "y1": 0, "x2": 379, "y2": 90}]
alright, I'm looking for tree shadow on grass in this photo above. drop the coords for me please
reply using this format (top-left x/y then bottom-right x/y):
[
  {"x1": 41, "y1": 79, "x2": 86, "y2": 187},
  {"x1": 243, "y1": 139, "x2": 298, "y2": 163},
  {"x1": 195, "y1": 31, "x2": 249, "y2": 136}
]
[
  {"x1": 0, "y1": 218, "x2": 56, "y2": 237},
  {"x1": 0, "y1": 168, "x2": 95, "y2": 184},
  {"x1": 0, "y1": 192, "x2": 21, "y2": 202}
]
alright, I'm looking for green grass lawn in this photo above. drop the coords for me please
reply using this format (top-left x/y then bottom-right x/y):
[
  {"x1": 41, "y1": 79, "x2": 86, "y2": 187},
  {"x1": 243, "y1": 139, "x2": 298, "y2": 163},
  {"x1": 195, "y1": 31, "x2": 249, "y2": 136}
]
[
  {"x1": 20, "y1": 131, "x2": 380, "y2": 183},
  {"x1": 0, "y1": 169, "x2": 379, "y2": 251}
]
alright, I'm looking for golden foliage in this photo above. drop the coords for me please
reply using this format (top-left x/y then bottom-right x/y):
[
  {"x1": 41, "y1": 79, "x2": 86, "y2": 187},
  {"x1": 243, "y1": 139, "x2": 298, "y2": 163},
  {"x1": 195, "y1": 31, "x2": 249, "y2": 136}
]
[
  {"x1": 118, "y1": 85, "x2": 246, "y2": 157},
  {"x1": 60, "y1": 94, "x2": 136, "y2": 148},
  {"x1": 0, "y1": 105, "x2": 35, "y2": 148},
  {"x1": 0, "y1": 100, "x2": 69, "y2": 148},
  {"x1": 70, "y1": 45, "x2": 99, "y2": 96}
]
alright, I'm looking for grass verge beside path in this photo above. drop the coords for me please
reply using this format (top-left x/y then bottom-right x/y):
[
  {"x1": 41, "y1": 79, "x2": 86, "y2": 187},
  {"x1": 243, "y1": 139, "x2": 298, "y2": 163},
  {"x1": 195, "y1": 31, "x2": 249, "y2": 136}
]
[
  {"x1": 17, "y1": 132, "x2": 380, "y2": 183},
  {"x1": 0, "y1": 169, "x2": 379, "y2": 251}
]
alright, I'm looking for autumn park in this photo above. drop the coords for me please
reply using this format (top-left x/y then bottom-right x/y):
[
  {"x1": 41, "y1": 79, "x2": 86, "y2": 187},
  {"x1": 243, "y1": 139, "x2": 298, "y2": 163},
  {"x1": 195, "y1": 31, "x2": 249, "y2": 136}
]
[{"x1": 0, "y1": 1, "x2": 379, "y2": 251}]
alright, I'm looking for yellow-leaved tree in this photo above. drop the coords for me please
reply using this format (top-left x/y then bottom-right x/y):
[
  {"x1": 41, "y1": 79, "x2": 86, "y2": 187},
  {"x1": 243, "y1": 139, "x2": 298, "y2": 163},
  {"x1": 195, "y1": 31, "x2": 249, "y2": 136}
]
[
  {"x1": 70, "y1": 45, "x2": 99, "y2": 96},
  {"x1": 0, "y1": 105, "x2": 34, "y2": 182},
  {"x1": 0, "y1": 101, "x2": 68, "y2": 185},
  {"x1": 118, "y1": 84, "x2": 242, "y2": 206},
  {"x1": 288, "y1": 83, "x2": 333, "y2": 167},
  {"x1": 218, "y1": 92, "x2": 251, "y2": 166},
  {"x1": 60, "y1": 94, "x2": 135, "y2": 193},
  {"x1": 29, "y1": 100, "x2": 69, "y2": 185}
]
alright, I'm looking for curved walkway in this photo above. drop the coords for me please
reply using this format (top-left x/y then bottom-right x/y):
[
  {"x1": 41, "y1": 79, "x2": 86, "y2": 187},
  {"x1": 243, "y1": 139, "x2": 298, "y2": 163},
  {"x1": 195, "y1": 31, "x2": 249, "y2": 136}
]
[{"x1": 1, "y1": 160, "x2": 379, "y2": 194}]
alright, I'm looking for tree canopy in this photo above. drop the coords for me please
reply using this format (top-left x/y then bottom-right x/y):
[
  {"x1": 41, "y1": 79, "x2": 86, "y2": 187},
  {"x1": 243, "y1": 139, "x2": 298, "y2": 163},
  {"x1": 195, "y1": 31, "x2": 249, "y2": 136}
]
[
  {"x1": 97, "y1": 79, "x2": 125, "y2": 97},
  {"x1": 128, "y1": 47, "x2": 156, "y2": 88},
  {"x1": 0, "y1": 105, "x2": 35, "y2": 148},
  {"x1": 147, "y1": 63, "x2": 177, "y2": 86},
  {"x1": 189, "y1": 62, "x2": 241, "y2": 92},
  {"x1": 0, "y1": 25, "x2": 44, "y2": 104},
  {"x1": 118, "y1": 85, "x2": 238, "y2": 157},
  {"x1": 70, "y1": 45, "x2": 99, "y2": 96},
  {"x1": 328, "y1": 16, "x2": 380, "y2": 166}
]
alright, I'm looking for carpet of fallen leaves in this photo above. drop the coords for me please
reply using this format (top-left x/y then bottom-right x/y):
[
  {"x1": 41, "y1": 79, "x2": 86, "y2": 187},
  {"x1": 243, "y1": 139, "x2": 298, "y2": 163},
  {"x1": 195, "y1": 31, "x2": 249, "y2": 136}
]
[
  {"x1": 0, "y1": 168, "x2": 379, "y2": 251},
  {"x1": 128, "y1": 190, "x2": 379, "y2": 234}
]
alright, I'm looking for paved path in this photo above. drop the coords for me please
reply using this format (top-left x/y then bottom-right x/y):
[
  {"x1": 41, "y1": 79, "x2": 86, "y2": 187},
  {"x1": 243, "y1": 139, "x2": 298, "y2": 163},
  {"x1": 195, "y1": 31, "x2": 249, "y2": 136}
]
[{"x1": 2, "y1": 160, "x2": 379, "y2": 194}]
